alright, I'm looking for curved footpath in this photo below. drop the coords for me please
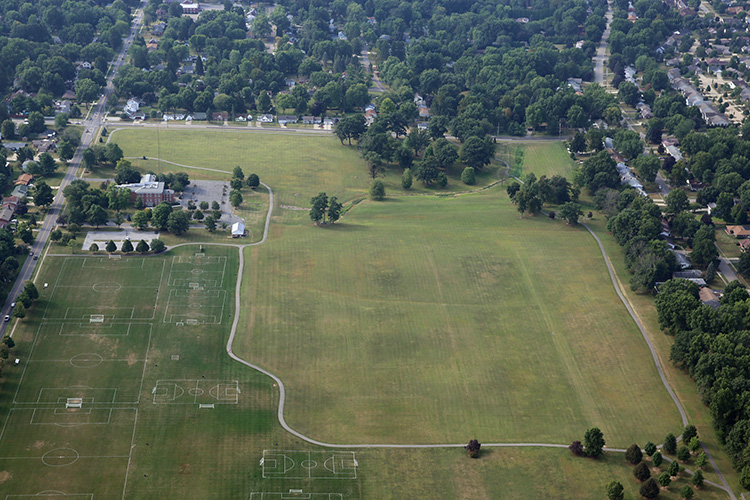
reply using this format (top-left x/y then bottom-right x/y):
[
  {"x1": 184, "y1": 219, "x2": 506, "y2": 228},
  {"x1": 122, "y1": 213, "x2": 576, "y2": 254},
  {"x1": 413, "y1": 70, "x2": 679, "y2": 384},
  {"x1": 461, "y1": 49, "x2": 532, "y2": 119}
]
[{"x1": 64, "y1": 157, "x2": 737, "y2": 498}]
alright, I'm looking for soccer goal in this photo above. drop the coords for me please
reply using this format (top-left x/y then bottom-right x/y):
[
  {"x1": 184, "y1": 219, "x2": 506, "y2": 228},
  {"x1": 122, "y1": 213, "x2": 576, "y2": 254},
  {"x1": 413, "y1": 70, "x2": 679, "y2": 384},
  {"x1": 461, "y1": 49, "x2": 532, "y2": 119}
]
[
  {"x1": 89, "y1": 314, "x2": 105, "y2": 324},
  {"x1": 66, "y1": 397, "x2": 83, "y2": 409}
]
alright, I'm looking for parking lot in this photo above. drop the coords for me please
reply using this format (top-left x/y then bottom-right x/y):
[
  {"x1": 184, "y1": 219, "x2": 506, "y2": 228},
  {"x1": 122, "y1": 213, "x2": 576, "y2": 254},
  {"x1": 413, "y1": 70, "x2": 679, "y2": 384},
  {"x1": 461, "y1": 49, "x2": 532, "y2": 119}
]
[{"x1": 178, "y1": 180, "x2": 243, "y2": 226}]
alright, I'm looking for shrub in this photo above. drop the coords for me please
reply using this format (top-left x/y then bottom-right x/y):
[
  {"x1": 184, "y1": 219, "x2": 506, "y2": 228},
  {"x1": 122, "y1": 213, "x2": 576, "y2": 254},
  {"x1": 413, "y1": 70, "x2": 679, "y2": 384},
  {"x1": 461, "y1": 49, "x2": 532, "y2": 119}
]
[
  {"x1": 639, "y1": 478, "x2": 659, "y2": 499},
  {"x1": 626, "y1": 443, "x2": 643, "y2": 464},
  {"x1": 663, "y1": 433, "x2": 677, "y2": 454},
  {"x1": 652, "y1": 451, "x2": 663, "y2": 468},
  {"x1": 691, "y1": 469, "x2": 703, "y2": 487},
  {"x1": 677, "y1": 446, "x2": 690, "y2": 463},
  {"x1": 150, "y1": 239, "x2": 165, "y2": 253},
  {"x1": 633, "y1": 462, "x2": 651, "y2": 482},
  {"x1": 680, "y1": 485, "x2": 694, "y2": 499},
  {"x1": 658, "y1": 471, "x2": 671, "y2": 487},
  {"x1": 644, "y1": 442, "x2": 657, "y2": 456},
  {"x1": 569, "y1": 440, "x2": 583, "y2": 456},
  {"x1": 370, "y1": 179, "x2": 385, "y2": 200},
  {"x1": 461, "y1": 166, "x2": 476, "y2": 185}
]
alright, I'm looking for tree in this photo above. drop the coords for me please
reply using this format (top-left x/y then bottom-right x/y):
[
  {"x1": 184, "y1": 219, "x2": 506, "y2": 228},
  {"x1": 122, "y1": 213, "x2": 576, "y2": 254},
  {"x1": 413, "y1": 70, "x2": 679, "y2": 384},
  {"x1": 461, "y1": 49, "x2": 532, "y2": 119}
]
[
  {"x1": 193, "y1": 209, "x2": 204, "y2": 221},
  {"x1": 2, "y1": 335, "x2": 16, "y2": 348},
  {"x1": 328, "y1": 197, "x2": 343, "y2": 223},
  {"x1": 688, "y1": 437, "x2": 700, "y2": 453},
  {"x1": 230, "y1": 178, "x2": 244, "y2": 190},
  {"x1": 402, "y1": 168, "x2": 412, "y2": 189},
  {"x1": 644, "y1": 442, "x2": 657, "y2": 457},
  {"x1": 334, "y1": 114, "x2": 367, "y2": 145},
  {"x1": 459, "y1": 136, "x2": 495, "y2": 170},
  {"x1": 75, "y1": 78, "x2": 100, "y2": 102},
  {"x1": 653, "y1": 452, "x2": 663, "y2": 467},
  {"x1": 370, "y1": 180, "x2": 386, "y2": 200},
  {"x1": 24, "y1": 282, "x2": 38, "y2": 301},
  {"x1": 639, "y1": 478, "x2": 660, "y2": 499},
  {"x1": 247, "y1": 174, "x2": 260, "y2": 189},
  {"x1": 666, "y1": 189, "x2": 689, "y2": 215},
  {"x1": 151, "y1": 239, "x2": 165, "y2": 253},
  {"x1": 691, "y1": 469, "x2": 703, "y2": 487},
  {"x1": 106, "y1": 240, "x2": 117, "y2": 253},
  {"x1": 37, "y1": 153, "x2": 57, "y2": 176},
  {"x1": 310, "y1": 193, "x2": 328, "y2": 224},
  {"x1": 204, "y1": 216, "x2": 216, "y2": 232},
  {"x1": 667, "y1": 460, "x2": 680, "y2": 477},
  {"x1": 86, "y1": 204, "x2": 108, "y2": 227},
  {"x1": 680, "y1": 485, "x2": 694, "y2": 499},
  {"x1": 121, "y1": 239, "x2": 133, "y2": 253},
  {"x1": 682, "y1": 424, "x2": 698, "y2": 443},
  {"x1": 28, "y1": 111, "x2": 44, "y2": 133},
  {"x1": 677, "y1": 446, "x2": 690, "y2": 462},
  {"x1": 13, "y1": 302, "x2": 25, "y2": 319},
  {"x1": 406, "y1": 128, "x2": 430, "y2": 158},
  {"x1": 82, "y1": 148, "x2": 97, "y2": 169},
  {"x1": 232, "y1": 166, "x2": 245, "y2": 180},
  {"x1": 136, "y1": 240, "x2": 149, "y2": 253},
  {"x1": 55, "y1": 113, "x2": 69, "y2": 129},
  {"x1": 626, "y1": 443, "x2": 644, "y2": 464},
  {"x1": 584, "y1": 427, "x2": 605, "y2": 457},
  {"x1": 230, "y1": 191, "x2": 243, "y2": 208},
  {"x1": 17, "y1": 291, "x2": 31, "y2": 308},
  {"x1": 634, "y1": 461, "x2": 651, "y2": 481},
  {"x1": 461, "y1": 167, "x2": 476, "y2": 185},
  {"x1": 606, "y1": 481, "x2": 624, "y2": 500},
  {"x1": 569, "y1": 440, "x2": 584, "y2": 456},
  {"x1": 33, "y1": 181, "x2": 54, "y2": 207},
  {"x1": 466, "y1": 439, "x2": 481, "y2": 458},
  {"x1": 664, "y1": 433, "x2": 677, "y2": 454},
  {"x1": 437, "y1": 172, "x2": 448, "y2": 188},
  {"x1": 694, "y1": 452, "x2": 707, "y2": 469},
  {"x1": 560, "y1": 202, "x2": 583, "y2": 225},
  {"x1": 132, "y1": 210, "x2": 149, "y2": 230},
  {"x1": 167, "y1": 211, "x2": 190, "y2": 236},
  {"x1": 151, "y1": 203, "x2": 173, "y2": 230},
  {"x1": 416, "y1": 156, "x2": 440, "y2": 185},
  {"x1": 633, "y1": 154, "x2": 660, "y2": 183},
  {"x1": 89, "y1": 243, "x2": 99, "y2": 252},
  {"x1": 691, "y1": 225, "x2": 718, "y2": 266},
  {"x1": 658, "y1": 471, "x2": 672, "y2": 487},
  {"x1": 1, "y1": 119, "x2": 15, "y2": 139}
]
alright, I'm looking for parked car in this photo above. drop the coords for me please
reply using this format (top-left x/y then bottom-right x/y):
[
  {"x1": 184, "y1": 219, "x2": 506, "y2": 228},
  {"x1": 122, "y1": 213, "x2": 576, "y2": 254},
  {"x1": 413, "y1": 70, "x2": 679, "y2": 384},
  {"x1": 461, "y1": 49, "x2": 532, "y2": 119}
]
[{"x1": 4, "y1": 315, "x2": 10, "y2": 322}]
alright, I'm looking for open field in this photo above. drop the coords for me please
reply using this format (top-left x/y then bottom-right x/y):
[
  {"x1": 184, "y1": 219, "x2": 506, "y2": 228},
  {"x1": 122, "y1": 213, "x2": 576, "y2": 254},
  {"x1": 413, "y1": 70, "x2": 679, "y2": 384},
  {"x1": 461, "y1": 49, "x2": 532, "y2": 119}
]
[
  {"x1": 235, "y1": 191, "x2": 681, "y2": 446},
  {"x1": 495, "y1": 141, "x2": 575, "y2": 181},
  {"x1": 108, "y1": 128, "x2": 503, "y2": 207}
]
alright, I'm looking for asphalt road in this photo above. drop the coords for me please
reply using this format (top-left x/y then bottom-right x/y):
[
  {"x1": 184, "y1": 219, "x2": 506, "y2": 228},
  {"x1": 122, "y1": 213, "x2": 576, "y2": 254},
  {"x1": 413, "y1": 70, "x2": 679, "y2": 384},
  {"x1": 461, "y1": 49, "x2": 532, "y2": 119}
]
[
  {"x1": 593, "y1": 2, "x2": 613, "y2": 85},
  {"x1": 360, "y1": 49, "x2": 386, "y2": 93},
  {"x1": 0, "y1": 3, "x2": 145, "y2": 336}
]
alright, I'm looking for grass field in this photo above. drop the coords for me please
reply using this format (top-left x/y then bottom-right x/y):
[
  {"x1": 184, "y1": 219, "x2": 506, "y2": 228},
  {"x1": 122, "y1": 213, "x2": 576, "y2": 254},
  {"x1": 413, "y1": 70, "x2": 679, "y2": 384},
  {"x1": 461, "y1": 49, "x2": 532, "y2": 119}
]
[
  {"x1": 108, "y1": 128, "x2": 503, "y2": 208},
  {"x1": 0, "y1": 127, "x2": 740, "y2": 498},
  {"x1": 234, "y1": 191, "x2": 681, "y2": 446},
  {"x1": 495, "y1": 141, "x2": 576, "y2": 181}
]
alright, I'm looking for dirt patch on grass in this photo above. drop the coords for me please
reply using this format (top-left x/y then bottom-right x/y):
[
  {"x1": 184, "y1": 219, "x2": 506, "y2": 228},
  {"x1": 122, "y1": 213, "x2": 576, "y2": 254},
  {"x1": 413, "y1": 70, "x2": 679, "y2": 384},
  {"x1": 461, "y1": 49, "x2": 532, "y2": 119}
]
[
  {"x1": 0, "y1": 470, "x2": 11, "y2": 483},
  {"x1": 178, "y1": 463, "x2": 192, "y2": 475},
  {"x1": 32, "y1": 440, "x2": 45, "y2": 449},
  {"x1": 126, "y1": 352, "x2": 138, "y2": 366}
]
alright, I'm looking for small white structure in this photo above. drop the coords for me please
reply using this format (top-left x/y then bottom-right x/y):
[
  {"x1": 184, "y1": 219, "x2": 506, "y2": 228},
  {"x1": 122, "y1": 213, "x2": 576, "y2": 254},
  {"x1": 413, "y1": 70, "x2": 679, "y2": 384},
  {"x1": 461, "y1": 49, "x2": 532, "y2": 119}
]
[{"x1": 231, "y1": 221, "x2": 246, "y2": 238}]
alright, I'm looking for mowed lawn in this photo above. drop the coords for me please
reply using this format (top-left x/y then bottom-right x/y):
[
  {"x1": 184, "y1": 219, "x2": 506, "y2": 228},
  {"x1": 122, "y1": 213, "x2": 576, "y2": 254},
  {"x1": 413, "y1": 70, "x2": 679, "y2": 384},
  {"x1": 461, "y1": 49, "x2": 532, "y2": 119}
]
[
  {"x1": 109, "y1": 128, "x2": 502, "y2": 208},
  {"x1": 520, "y1": 141, "x2": 577, "y2": 179},
  {"x1": 235, "y1": 191, "x2": 681, "y2": 446}
]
